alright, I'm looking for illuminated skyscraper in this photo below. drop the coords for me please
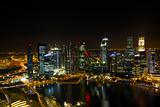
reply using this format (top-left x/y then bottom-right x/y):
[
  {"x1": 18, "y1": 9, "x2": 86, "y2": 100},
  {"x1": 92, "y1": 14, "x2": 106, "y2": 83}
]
[
  {"x1": 138, "y1": 36, "x2": 145, "y2": 52},
  {"x1": 43, "y1": 46, "x2": 63, "y2": 76},
  {"x1": 147, "y1": 49, "x2": 156, "y2": 74},
  {"x1": 100, "y1": 37, "x2": 109, "y2": 72},
  {"x1": 124, "y1": 36, "x2": 134, "y2": 73},
  {"x1": 65, "y1": 42, "x2": 73, "y2": 73},
  {"x1": 27, "y1": 44, "x2": 33, "y2": 78},
  {"x1": 127, "y1": 36, "x2": 134, "y2": 49},
  {"x1": 62, "y1": 45, "x2": 66, "y2": 70},
  {"x1": 110, "y1": 51, "x2": 117, "y2": 73},
  {"x1": 116, "y1": 50, "x2": 125, "y2": 72},
  {"x1": 38, "y1": 43, "x2": 48, "y2": 74},
  {"x1": 79, "y1": 42, "x2": 86, "y2": 70},
  {"x1": 43, "y1": 50, "x2": 54, "y2": 76},
  {"x1": 156, "y1": 49, "x2": 160, "y2": 73},
  {"x1": 51, "y1": 47, "x2": 62, "y2": 69}
]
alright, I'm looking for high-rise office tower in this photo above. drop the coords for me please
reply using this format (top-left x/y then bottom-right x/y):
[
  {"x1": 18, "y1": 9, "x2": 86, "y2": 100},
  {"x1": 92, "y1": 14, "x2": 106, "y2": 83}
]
[
  {"x1": 137, "y1": 35, "x2": 146, "y2": 73},
  {"x1": 43, "y1": 46, "x2": 62, "y2": 76},
  {"x1": 62, "y1": 45, "x2": 66, "y2": 69},
  {"x1": 110, "y1": 50, "x2": 117, "y2": 73},
  {"x1": 138, "y1": 36, "x2": 145, "y2": 52},
  {"x1": 79, "y1": 42, "x2": 86, "y2": 70},
  {"x1": 156, "y1": 49, "x2": 160, "y2": 73},
  {"x1": 147, "y1": 49, "x2": 156, "y2": 74},
  {"x1": 27, "y1": 44, "x2": 33, "y2": 78},
  {"x1": 127, "y1": 36, "x2": 134, "y2": 49},
  {"x1": 116, "y1": 50, "x2": 125, "y2": 73},
  {"x1": 100, "y1": 37, "x2": 109, "y2": 72},
  {"x1": 65, "y1": 42, "x2": 73, "y2": 73},
  {"x1": 51, "y1": 47, "x2": 62, "y2": 69},
  {"x1": 38, "y1": 43, "x2": 48, "y2": 74},
  {"x1": 43, "y1": 50, "x2": 54, "y2": 76},
  {"x1": 124, "y1": 36, "x2": 135, "y2": 73}
]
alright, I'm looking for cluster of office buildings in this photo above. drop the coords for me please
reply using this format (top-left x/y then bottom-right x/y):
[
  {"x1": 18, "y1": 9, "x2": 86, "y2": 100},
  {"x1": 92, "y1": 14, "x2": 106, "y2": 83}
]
[{"x1": 26, "y1": 35, "x2": 160, "y2": 78}]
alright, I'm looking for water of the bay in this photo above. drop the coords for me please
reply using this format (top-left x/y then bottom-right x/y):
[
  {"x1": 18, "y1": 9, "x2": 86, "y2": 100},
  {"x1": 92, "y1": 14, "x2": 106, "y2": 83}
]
[{"x1": 37, "y1": 81, "x2": 160, "y2": 107}]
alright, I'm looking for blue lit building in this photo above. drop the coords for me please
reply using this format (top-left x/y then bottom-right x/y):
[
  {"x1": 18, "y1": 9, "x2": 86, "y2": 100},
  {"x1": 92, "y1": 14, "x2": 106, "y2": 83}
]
[
  {"x1": 44, "y1": 51, "x2": 54, "y2": 76},
  {"x1": 44, "y1": 46, "x2": 64, "y2": 76},
  {"x1": 38, "y1": 43, "x2": 48, "y2": 74},
  {"x1": 51, "y1": 47, "x2": 62, "y2": 69}
]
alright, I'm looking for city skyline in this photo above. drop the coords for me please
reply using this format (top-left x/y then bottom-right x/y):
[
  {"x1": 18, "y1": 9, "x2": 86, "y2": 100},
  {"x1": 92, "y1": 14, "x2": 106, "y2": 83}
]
[
  {"x1": 1, "y1": 2, "x2": 160, "y2": 107},
  {"x1": 1, "y1": 1, "x2": 160, "y2": 51}
]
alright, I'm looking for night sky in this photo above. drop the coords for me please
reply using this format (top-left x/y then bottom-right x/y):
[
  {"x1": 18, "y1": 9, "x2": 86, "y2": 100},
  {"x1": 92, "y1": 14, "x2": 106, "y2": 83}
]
[{"x1": 0, "y1": 1, "x2": 160, "y2": 52}]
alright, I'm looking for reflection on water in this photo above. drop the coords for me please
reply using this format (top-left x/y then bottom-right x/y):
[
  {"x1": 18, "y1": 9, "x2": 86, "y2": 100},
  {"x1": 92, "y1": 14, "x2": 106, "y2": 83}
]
[{"x1": 38, "y1": 81, "x2": 160, "y2": 107}]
